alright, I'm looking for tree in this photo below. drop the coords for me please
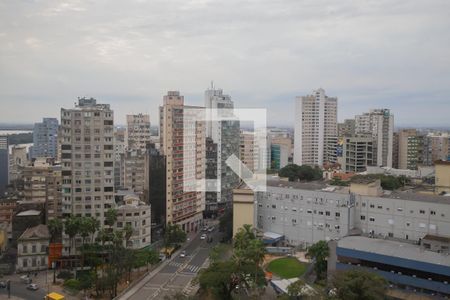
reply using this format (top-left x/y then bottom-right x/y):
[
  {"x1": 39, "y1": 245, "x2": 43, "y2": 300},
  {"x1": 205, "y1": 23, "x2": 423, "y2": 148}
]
[
  {"x1": 87, "y1": 217, "x2": 100, "y2": 243},
  {"x1": 48, "y1": 218, "x2": 63, "y2": 243},
  {"x1": 105, "y1": 208, "x2": 118, "y2": 227},
  {"x1": 233, "y1": 224, "x2": 255, "y2": 250},
  {"x1": 124, "y1": 223, "x2": 133, "y2": 247},
  {"x1": 164, "y1": 224, "x2": 187, "y2": 250},
  {"x1": 79, "y1": 217, "x2": 92, "y2": 245},
  {"x1": 279, "y1": 164, "x2": 322, "y2": 182},
  {"x1": 197, "y1": 260, "x2": 239, "y2": 300},
  {"x1": 306, "y1": 240, "x2": 329, "y2": 280},
  {"x1": 64, "y1": 216, "x2": 81, "y2": 255},
  {"x1": 332, "y1": 269, "x2": 387, "y2": 300}
]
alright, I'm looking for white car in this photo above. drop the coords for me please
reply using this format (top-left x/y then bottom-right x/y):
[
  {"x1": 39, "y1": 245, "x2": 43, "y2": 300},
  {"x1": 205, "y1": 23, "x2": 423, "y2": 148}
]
[
  {"x1": 180, "y1": 250, "x2": 186, "y2": 258},
  {"x1": 200, "y1": 234, "x2": 207, "y2": 240},
  {"x1": 27, "y1": 283, "x2": 38, "y2": 291}
]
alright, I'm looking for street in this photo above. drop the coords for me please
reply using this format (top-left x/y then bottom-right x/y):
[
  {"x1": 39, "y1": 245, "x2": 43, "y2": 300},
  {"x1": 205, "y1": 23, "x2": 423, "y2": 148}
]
[
  {"x1": 122, "y1": 224, "x2": 222, "y2": 300},
  {"x1": 0, "y1": 277, "x2": 47, "y2": 300}
]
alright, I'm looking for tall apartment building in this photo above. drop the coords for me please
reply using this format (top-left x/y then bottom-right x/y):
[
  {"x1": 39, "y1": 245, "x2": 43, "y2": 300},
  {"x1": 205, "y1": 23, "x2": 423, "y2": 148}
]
[
  {"x1": 159, "y1": 91, "x2": 205, "y2": 232},
  {"x1": 0, "y1": 136, "x2": 8, "y2": 196},
  {"x1": 127, "y1": 114, "x2": 151, "y2": 151},
  {"x1": 339, "y1": 135, "x2": 374, "y2": 173},
  {"x1": 9, "y1": 145, "x2": 28, "y2": 184},
  {"x1": 60, "y1": 97, "x2": 115, "y2": 234},
  {"x1": 422, "y1": 133, "x2": 449, "y2": 166},
  {"x1": 392, "y1": 132, "x2": 399, "y2": 168},
  {"x1": 294, "y1": 88, "x2": 338, "y2": 166},
  {"x1": 204, "y1": 87, "x2": 240, "y2": 213},
  {"x1": 32, "y1": 118, "x2": 59, "y2": 159},
  {"x1": 145, "y1": 143, "x2": 166, "y2": 238},
  {"x1": 240, "y1": 131, "x2": 258, "y2": 172},
  {"x1": 398, "y1": 129, "x2": 423, "y2": 170},
  {"x1": 113, "y1": 127, "x2": 127, "y2": 189},
  {"x1": 122, "y1": 149, "x2": 147, "y2": 199},
  {"x1": 23, "y1": 158, "x2": 62, "y2": 221},
  {"x1": 355, "y1": 109, "x2": 394, "y2": 168}
]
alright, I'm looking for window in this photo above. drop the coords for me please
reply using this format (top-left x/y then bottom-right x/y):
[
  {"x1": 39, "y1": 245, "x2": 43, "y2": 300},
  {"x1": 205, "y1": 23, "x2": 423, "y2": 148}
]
[
  {"x1": 369, "y1": 217, "x2": 375, "y2": 222},
  {"x1": 272, "y1": 204, "x2": 276, "y2": 209},
  {"x1": 41, "y1": 245, "x2": 46, "y2": 253},
  {"x1": 335, "y1": 212, "x2": 340, "y2": 217},
  {"x1": 370, "y1": 204, "x2": 374, "y2": 208},
  {"x1": 32, "y1": 245, "x2": 36, "y2": 253},
  {"x1": 419, "y1": 210, "x2": 425, "y2": 214},
  {"x1": 325, "y1": 211, "x2": 330, "y2": 216},
  {"x1": 360, "y1": 215, "x2": 366, "y2": 220},
  {"x1": 23, "y1": 245, "x2": 27, "y2": 253},
  {"x1": 397, "y1": 208, "x2": 403, "y2": 212},
  {"x1": 430, "y1": 210, "x2": 436, "y2": 215}
]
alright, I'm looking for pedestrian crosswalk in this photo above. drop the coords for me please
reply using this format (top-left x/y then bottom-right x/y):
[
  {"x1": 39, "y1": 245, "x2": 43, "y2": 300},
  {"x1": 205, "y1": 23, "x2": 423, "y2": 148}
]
[{"x1": 167, "y1": 261, "x2": 201, "y2": 273}]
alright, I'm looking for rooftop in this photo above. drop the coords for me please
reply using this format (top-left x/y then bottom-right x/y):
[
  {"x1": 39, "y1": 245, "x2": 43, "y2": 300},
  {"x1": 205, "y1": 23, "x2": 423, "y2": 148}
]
[
  {"x1": 338, "y1": 236, "x2": 450, "y2": 266},
  {"x1": 18, "y1": 224, "x2": 50, "y2": 240},
  {"x1": 423, "y1": 234, "x2": 450, "y2": 243},
  {"x1": 266, "y1": 179, "x2": 349, "y2": 194},
  {"x1": 16, "y1": 210, "x2": 41, "y2": 217}
]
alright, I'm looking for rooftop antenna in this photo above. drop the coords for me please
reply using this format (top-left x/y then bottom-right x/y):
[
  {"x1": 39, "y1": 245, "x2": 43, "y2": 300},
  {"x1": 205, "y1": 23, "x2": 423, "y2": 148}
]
[{"x1": 211, "y1": 80, "x2": 214, "y2": 90}]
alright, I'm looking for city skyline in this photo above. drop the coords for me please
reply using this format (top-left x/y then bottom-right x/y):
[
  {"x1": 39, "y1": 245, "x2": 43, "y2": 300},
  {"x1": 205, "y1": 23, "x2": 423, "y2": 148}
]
[{"x1": 1, "y1": 1, "x2": 450, "y2": 126}]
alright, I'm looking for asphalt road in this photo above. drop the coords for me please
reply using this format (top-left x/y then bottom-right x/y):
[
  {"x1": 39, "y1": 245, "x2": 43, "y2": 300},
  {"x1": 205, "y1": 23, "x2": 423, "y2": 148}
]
[
  {"x1": 127, "y1": 225, "x2": 222, "y2": 300},
  {"x1": 0, "y1": 279, "x2": 47, "y2": 300}
]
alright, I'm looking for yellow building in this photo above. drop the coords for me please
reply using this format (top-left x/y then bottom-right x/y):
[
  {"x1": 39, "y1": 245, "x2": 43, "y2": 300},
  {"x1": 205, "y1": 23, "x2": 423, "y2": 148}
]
[
  {"x1": 435, "y1": 160, "x2": 450, "y2": 194},
  {"x1": 232, "y1": 183, "x2": 255, "y2": 237}
]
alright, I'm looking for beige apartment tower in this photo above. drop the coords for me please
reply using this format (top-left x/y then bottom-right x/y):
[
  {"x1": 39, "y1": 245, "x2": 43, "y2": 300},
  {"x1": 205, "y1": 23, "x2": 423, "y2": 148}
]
[
  {"x1": 60, "y1": 97, "x2": 115, "y2": 250},
  {"x1": 159, "y1": 91, "x2": 205, "y2": 232},
  {"x1": 294, "y1": 88, "x2": 338, "y2": 166}
]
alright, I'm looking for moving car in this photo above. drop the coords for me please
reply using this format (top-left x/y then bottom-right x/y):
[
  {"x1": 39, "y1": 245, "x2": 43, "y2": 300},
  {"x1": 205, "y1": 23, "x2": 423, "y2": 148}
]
[
  {"x1": 200, "y1": 234, "x2": 207, "y2": 240},
  {"x1": 27, "y1": 283, "x2": 39, "y2": 291},
  {"x1": 180, "y1": 250, "x2": 186, "y2": 258},
  {"x1": 208, "y1": 226, "x2": 215, "y2": 232}
]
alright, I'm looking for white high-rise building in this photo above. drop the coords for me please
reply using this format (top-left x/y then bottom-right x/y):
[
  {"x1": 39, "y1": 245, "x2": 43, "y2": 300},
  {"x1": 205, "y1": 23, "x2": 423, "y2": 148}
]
[
  {"x1": 294, "y1": 88, "x2": 338, "y2": 166},
  {"x1": 60, "y1": 98, "x2": 115, "y2": 254},
  {"x1": 355, "y1": 109, "x2": 394, "y2": 168}
]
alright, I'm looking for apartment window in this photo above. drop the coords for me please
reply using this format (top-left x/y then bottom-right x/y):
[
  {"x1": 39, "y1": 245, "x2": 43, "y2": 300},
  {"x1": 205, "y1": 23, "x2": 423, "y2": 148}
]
[
  {"x1": 325, "y1": 211, "x2": 330, "y2": 216},
  {"x1": 272, "y1": 204, "x2": 276, "y2": 209},
  {"x1": 377, "y1": 205, "x2": 382, "y2": 209},
  {"x1": 335, "y1": 212, "x2": 340, "y2": 217},
  {"x1": 370, "y1": 204, "x2": 375, "y2": 208},
  {"x1": 360, "y1": 215, "x2": 366, "y2": 220},
  {"x1": 23, "y1": 245, "x2": 27, "y2": 253},
  {"x1": 419, "y1": 210, "x2": 425, "y2": 214},
  {"x1": 430, "y1": 210, "x2": 436, "y2": 215},
  {"x1": 369, "y1": 217, "x2": 375, "y2": 222},
  {"x1": 362, "y1": 203, "x2": 366, "y2": 207},
  {"x1": 32, "y1": 245, "x2": 36, "y2": 253}
]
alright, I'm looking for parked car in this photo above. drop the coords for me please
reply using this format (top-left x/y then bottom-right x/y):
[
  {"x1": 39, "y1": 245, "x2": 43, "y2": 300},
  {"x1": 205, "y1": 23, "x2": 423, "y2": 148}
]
[
  {"x1": 202, "y1": 226, "x2": 209, "y2": 232},
  {"x1": 0, "y1": 281, "x2": 6, "y2": 288},
  {"x1": 207, "y1": 226, "x2": 215, "y2": 232},
  {"x1": 200, "y1": 234, "x2": 207, "y2": 240},
  {"x1": 27, "y1": 283, "x2": 38, "y2": 291},
  {"x1": 20, "y1": 275, "x2": 32, "y2": 284},
  {"x1": 180, "y1": 250, "x2": 186, "y2": 258}
]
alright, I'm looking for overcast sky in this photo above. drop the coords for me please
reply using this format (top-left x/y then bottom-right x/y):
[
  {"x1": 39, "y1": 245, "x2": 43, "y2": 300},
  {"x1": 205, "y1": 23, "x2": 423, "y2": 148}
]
[{"x1": 1, "y1": 0, "x2": 450, "y2": 127}]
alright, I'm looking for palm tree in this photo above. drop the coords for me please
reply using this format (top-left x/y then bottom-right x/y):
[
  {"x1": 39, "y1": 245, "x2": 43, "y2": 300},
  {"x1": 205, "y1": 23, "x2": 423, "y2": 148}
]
[
  {"x1": 64, "y1": 216, "x2": 80, "y2": 255},
  {"x1": 88, "y1": 217, "x2": 100, "y2": 243},
  {"x1": 234, "y1": 224, "x2": 255, "y2": 250},
  {"x1": 48, "y1": 218, "x2": 63, "y2": 243}
]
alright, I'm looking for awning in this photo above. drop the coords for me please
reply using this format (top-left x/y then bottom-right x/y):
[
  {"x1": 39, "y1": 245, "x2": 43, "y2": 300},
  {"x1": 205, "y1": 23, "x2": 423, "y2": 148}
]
[{"x1": 263, "y1": 231, "x2": 284, "y2": 244}]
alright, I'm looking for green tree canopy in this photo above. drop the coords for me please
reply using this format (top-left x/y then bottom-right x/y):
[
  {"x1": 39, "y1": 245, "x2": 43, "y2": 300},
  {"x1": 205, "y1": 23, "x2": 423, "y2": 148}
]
[
  {"x1": 48, "y1": 218, "x2": 63, "y2": 243},
  {"x1": 279, "y1": 164, "x2": 323, "y2": 182},
  {"x1": 332, "y1": 269, "x2": 388, "y2": 300},
  {"x1": 306, "y1": 240, "x2": 329, "y2": 280},
  {"x1": 164, "y1": 224, "x2": 187, "y2": 249}
]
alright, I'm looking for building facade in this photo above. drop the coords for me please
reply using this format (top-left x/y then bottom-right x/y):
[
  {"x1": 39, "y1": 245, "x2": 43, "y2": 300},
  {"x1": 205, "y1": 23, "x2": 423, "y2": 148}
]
[
  {"x1": 204, "y1": 87, "x2": 240, "y2": 214},
  {"x1": 159, "y1": 91, "x2": 205, "y2": 232},
  {"x1": 116, "y1": 194, "x2": 151, "y2": 249},
  {"x1": 23, "y1": 158, "x2": 62, "y2": 221},
  {"x1": 122, "y1": 149, "x2": 147, "y2": 199},
  {"x1": 355, "y1": 109, "x2": 394, "y2": 168},
  {"x1": 398, "y1": 129, "x2": 423, "y2": 170},
  {"x1": 9, "y1": 145, "x2": 28, "y2": 185},
  {"x1": 0, "y1": 136, "x2": 8, "y2": 196},
  {"x1": 294, "y1": 88, "x2": 338, "y2": 166},
  {"x1": 16, "y1": 224, "x2": 50, "y2": 272},
  {"x1": 339, "y1": 135, "x2": 373, "y2": 173},
  {"x1": 60, "y1": 98, "x2": 115, "y2": 254},
  {"x1": 127, "y1": 114, "x2": 151, "y2": 151},
  {"x1": 32, "y1": 118, "x2": 59, "y2": 159}
]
